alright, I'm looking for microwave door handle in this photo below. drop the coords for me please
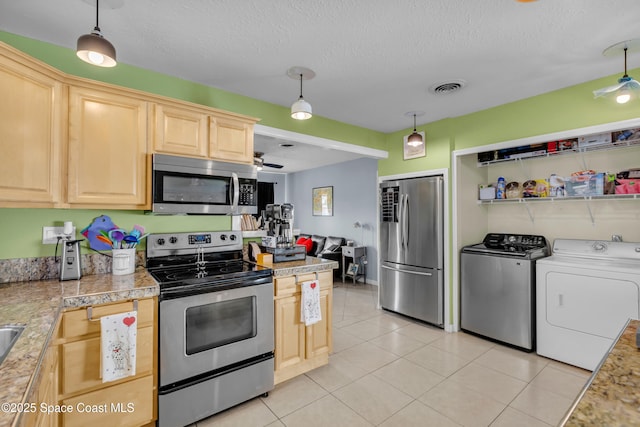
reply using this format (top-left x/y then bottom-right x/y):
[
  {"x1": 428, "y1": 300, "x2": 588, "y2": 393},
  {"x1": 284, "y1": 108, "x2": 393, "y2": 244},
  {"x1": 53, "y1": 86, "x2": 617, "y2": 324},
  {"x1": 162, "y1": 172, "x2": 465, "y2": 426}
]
[{"x1": 230, "y1": 172, "x2": 240, "y2": 214}]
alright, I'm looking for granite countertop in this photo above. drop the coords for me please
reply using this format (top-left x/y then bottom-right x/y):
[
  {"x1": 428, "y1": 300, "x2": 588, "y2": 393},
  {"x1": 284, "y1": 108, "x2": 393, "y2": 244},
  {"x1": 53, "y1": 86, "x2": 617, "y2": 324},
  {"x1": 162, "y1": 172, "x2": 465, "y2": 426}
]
[
  {"x1": 0, "y1": 268, "x2": 158, "y2": 427},
  {"x1": 258, "y1": 256, "x2": 338, "y2": 277},
  {"x1": 562, "y1": 319, "x2": 640, "y2": 426}
]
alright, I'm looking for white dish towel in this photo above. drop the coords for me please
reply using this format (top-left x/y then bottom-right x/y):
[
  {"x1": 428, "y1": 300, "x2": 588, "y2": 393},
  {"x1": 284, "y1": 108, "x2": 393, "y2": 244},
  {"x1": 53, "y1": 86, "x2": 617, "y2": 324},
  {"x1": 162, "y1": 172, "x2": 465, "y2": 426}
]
[
  {"x1": 300, "y1": 280, "x2": 322, "y2": 326},
  {"x1": 100, "y1": 310, "x2": 137, "y2": 383}
]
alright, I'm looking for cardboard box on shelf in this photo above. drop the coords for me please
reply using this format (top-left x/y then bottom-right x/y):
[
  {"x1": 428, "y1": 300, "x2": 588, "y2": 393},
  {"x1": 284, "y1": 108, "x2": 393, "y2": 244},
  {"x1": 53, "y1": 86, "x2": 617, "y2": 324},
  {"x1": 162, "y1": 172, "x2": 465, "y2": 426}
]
[
  {"x1": 479, "y1": 186, "x2": 496, "y2": 200},
  {"x1": 564, "y1": 173, "x2": 604, "y2": 196},
  {"x1": 577, "y1": 133, "x2": 612, "y2": 148}
]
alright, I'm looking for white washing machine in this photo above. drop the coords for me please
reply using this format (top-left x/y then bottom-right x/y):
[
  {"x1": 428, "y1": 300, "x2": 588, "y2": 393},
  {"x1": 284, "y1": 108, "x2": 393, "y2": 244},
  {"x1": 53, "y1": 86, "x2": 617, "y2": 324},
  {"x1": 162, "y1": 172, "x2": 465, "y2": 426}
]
[{"x1": 537, "y1": 239, "x2": 640, "y2": 371}]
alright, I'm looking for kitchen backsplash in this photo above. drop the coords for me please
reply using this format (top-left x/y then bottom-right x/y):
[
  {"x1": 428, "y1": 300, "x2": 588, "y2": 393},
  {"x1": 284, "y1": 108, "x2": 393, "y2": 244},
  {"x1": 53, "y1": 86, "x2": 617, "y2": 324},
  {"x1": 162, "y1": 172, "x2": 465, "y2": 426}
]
[{"x1": 0, "y1": 251, "x2": 146, "y2": 284}]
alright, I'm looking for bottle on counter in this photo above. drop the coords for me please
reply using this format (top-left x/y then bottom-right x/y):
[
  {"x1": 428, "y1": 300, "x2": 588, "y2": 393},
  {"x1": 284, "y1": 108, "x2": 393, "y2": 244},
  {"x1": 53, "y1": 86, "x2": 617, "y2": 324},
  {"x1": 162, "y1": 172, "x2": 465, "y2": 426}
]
[{"x1": 496, "y1": 176, "x2": 506, "y2": 199}]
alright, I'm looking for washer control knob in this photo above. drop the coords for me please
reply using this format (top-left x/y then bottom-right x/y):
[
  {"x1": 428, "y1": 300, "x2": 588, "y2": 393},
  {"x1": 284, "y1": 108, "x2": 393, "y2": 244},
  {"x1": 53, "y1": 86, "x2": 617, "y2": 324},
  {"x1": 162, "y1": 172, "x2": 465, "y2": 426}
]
[
  {"x1": 593, "y1": 242, "x2": 607, "y2": 252},
  {"x1": 157, "y1": 238, "x2": 165, "y2": 246},
  {"x1": 169, "y1": 236, "x2": 178, "y2": 244},
  {"x1": 229, "y1": 234, "x2": 237, "y2": 241},
  {"x1": 635, "y1": 247, "x2": 640, "y2": 253},
  {"x1": 220, "y1": 234, "x2": 227, "y2": 241}
]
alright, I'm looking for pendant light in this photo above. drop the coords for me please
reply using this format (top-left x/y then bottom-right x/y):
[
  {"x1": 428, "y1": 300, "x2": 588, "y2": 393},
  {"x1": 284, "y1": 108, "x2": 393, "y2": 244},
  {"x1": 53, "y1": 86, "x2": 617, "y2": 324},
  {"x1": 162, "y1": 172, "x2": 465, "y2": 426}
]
[
  {"x1": 287, "y1": 66, "x2": 315, "y2": 120},
  {"x1": 406, "y1": 113, "x2": 424, "y2": 147},
  {"x1": 77, "y1": 0, "x2": 117, "y2": 67},
  {"x1": 593, "y1": 39, "x2": 640, "y2": 104}
]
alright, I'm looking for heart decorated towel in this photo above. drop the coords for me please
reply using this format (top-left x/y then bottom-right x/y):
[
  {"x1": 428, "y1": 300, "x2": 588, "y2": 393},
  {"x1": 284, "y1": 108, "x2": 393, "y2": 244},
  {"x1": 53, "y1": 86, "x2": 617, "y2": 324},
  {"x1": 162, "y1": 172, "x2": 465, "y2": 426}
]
[
  {"x1": 100, "y1": 311, "x2": 137, "y2": 383},
  {"x1": 300, "y1": 280, "x2": 322, "y2": 326}
]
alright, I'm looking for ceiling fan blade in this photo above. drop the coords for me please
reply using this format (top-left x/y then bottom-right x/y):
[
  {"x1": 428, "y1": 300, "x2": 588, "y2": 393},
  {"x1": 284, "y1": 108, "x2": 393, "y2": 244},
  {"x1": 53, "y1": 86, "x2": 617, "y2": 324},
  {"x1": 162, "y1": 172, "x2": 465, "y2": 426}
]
[
  {"x1": 623, "y1": 78, "x2": 640, "y2": 90},
  {"x1": 593, "y1": 78, "x2": 640, "y2": 98},
  {"x1": 593, "y1": 81, "x2": 626, "y2": 98},
  {"x1": 263, "y1": 162, "x2": 284, "y2": 169}
]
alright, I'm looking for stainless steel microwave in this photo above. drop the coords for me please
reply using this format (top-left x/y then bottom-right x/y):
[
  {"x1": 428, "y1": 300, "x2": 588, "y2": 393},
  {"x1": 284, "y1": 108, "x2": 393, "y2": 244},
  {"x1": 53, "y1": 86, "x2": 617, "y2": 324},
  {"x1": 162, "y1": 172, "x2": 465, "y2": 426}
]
[{"x1": 151, "y1": 154, "x2": 257, "y2": 215}]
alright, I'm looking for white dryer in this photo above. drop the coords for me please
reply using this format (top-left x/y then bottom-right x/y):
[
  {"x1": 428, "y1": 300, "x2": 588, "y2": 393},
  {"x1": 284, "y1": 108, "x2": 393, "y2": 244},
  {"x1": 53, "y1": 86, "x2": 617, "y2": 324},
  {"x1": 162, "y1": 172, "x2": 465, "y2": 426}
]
[{"x1": 536, "y1": 239, "x2": 640, "y2": 371}]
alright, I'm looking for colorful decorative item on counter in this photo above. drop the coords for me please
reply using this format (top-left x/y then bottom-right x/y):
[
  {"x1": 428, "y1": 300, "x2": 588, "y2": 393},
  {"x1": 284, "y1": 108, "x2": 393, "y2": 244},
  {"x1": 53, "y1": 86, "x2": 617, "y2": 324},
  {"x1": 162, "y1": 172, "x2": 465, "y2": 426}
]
[
  {"x1": 81, "y1": 216, "x2": 148, "y2": 250},
  {"x1": 81, "y1": 215, "x2": 118, "y2": 251}
]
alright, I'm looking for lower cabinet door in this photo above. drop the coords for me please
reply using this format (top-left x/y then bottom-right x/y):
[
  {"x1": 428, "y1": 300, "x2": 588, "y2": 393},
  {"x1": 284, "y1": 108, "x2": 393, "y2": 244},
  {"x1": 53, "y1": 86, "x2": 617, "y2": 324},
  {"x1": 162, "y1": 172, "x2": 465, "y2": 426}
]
[
  {"x1": 61, "y1": 375, "x2": 154, "y2": 427},
  {"x1": 274, "y1": 294, "x2": 305, "y2": 371},
  {"x1": 61, "y1": 326, "x2": 153, "y2": 395},
  {"x1": 306, "y1": 289, "x2": 332, "y2": 358}
]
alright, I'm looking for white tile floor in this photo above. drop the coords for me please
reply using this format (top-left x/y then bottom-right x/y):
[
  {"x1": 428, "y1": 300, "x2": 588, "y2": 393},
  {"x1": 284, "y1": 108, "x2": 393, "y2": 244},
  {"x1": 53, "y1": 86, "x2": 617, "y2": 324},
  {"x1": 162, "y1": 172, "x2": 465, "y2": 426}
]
[{"x1": 194, "y1": 281, "x2": 591, "y2": 427}]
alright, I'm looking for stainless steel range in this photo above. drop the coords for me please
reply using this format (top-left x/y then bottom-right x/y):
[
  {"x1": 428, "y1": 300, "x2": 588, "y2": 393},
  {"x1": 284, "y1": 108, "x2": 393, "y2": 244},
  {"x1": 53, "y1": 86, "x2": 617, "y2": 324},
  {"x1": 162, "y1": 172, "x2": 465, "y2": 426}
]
[{"x1": 146, "y1": 231, "x2": 274, "y2": 427}]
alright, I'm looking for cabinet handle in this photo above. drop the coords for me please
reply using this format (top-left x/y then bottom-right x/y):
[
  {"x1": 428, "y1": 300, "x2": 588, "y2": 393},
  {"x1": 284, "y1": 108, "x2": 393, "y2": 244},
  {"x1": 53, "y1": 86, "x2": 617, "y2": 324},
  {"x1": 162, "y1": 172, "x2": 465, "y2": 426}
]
[
  {"x1": 558, "y1": 294, "x2": 564, "y2": 307},
  {"x1": 295, "y1": 272, "x2": 319, "y2": 284},
  {"x1": 87, "y1": 299, "x2": 138, "y2": 321}
]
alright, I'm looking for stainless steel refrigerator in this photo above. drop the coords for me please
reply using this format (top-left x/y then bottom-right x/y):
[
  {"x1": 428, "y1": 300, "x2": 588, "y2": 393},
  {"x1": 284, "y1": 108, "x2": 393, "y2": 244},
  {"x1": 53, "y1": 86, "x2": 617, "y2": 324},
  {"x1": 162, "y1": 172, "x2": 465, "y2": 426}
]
[{"x1": 379, "y1": 176, "x2": 444, "y2": 327}]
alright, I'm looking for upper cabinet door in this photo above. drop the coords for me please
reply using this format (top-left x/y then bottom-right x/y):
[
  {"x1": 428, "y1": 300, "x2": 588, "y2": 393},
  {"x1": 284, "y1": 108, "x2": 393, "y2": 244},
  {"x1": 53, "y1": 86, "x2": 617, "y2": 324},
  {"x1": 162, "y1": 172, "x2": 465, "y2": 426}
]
[
  {"x1": 153, "y1": 103, "x2": 208, "y2": 158},
  {"x1": 209, "y1": 114, "x2": 254, "y2": 164},
  {"x1": 67, "y1": 86, "x2": 149, "y2": 209},
  {"x1": 0, "y1": 53, "x2": 62, "y2": 206}
]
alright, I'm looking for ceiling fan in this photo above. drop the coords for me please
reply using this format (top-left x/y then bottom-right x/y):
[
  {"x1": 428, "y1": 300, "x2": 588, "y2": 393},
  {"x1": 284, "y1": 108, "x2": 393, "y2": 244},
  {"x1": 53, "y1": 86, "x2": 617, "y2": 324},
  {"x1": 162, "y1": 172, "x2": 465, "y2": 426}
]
[
  {"x1": 593, "y1": 39, "x2": 640, "y2": 104},
  {"x1": 254, "y1": 152, "x2": 283, "y2": 170}
]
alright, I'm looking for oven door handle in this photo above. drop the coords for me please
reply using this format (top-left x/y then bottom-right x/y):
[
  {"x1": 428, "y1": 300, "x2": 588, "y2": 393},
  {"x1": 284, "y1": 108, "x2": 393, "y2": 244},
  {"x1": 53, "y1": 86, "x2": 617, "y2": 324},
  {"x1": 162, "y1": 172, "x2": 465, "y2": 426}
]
[{"x1": 229, "y1": 172, "x2": 239, "y2": 214}]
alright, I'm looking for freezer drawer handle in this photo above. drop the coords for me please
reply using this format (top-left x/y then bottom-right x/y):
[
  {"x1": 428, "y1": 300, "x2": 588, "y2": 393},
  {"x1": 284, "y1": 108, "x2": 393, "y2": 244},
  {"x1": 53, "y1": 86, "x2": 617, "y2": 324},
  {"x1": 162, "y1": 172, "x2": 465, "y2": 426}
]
[{"x1": 381, "y1": 265, "x2": 433, "y2": 276}]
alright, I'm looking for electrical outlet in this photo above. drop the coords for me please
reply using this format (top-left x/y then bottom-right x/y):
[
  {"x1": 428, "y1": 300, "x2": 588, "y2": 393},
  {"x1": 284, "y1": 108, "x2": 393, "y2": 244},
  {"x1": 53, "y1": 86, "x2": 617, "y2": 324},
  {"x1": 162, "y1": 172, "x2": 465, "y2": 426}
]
[{"x1": 42, "y1": 226, "x2": 76, "y2": 244}]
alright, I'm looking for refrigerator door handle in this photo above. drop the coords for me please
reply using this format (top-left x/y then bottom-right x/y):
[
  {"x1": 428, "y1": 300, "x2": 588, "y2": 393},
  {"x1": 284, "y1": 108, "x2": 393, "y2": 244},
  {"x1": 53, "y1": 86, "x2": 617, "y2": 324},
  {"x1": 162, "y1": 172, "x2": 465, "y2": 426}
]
[
  {"x1": 398, "y1": 193, "x2": 405, "y2": 247},
  {"x1": 403, "y1": 193, "x2": 409, "y2": 252},
  {"x1": 381, "y1": 264, "x2": 433, "y2": 276}
]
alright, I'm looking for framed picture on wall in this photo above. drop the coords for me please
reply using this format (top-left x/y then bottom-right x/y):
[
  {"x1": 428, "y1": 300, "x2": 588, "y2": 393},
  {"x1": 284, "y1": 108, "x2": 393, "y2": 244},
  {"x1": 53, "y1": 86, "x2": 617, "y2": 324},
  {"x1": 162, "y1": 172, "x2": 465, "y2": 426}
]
[{"x1": 312, "y1": 186, "x2": 333, "y2": 216}]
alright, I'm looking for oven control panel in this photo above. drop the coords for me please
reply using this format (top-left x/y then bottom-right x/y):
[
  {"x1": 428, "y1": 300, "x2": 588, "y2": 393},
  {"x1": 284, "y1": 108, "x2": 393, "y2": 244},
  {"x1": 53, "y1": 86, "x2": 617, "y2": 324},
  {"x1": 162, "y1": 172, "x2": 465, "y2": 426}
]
[
  {"x1": 188, "y1": 234, "x2": 212, "y2": 245},
  {"x1": 147, "y1": 231, "x2": 242, "y2": 258}
]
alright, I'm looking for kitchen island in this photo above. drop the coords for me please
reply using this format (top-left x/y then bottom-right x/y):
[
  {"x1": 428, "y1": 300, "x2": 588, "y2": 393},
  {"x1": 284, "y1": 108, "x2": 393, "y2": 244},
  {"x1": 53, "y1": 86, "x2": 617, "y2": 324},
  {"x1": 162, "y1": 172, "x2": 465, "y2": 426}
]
[
  {"x1": 0, "y1": 269, "x2": 158, "y2": 427},
  {"x1": 561, "y1": 319, "x2": 640, "y2": 426},
  {"x1": 259, "y1": 256, "x2": 338, "y2": 385}
]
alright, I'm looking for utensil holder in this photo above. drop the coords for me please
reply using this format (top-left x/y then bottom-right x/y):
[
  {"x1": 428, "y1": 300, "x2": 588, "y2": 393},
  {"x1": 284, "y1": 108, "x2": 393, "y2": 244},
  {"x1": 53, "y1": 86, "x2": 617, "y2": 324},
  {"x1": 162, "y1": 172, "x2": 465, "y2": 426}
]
[{"x1": 112, "y1": 248, "x2": 136, "y2": 275}]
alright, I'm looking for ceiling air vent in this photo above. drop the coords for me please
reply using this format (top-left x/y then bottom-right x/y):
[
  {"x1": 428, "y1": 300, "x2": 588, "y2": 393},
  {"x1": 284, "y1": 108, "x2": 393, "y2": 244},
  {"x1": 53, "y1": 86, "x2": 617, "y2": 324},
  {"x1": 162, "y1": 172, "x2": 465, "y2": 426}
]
[{"x1": 429, "y1": 80, "x2": 466, "y2": 95}]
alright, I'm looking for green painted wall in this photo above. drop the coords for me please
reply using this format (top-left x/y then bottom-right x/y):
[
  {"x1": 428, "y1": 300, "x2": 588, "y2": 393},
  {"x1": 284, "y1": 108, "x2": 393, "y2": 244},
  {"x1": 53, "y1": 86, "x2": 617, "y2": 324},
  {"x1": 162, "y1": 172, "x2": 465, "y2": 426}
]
[{"x1": 0, "y1": 209, "x2": 230, "y2": 259}]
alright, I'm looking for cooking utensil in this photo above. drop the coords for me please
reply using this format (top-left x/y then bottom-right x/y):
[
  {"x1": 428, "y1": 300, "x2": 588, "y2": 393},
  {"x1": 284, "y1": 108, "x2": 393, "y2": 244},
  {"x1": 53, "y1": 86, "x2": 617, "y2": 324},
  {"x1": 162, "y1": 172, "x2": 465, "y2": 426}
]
[
  {"x1": 108, "y1": 229, "x2": 127, "y2": 248},
  {"x1": 122, "y1": 235, "x2": 138, "y2": 248}
]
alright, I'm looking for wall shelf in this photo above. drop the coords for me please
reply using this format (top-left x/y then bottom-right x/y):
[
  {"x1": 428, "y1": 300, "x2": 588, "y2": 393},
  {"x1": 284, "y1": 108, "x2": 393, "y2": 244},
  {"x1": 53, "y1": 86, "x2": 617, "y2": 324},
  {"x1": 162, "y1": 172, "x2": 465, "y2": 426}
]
[
  {"x1": 478, "y1": 193, "x2": 640, "y2": 204},
  {"x1": 477, "y1": 137, "x2": 640, "y2": 167},
  {"x1": 478, "y1": 193, "x2": 640, "y2": 225}
]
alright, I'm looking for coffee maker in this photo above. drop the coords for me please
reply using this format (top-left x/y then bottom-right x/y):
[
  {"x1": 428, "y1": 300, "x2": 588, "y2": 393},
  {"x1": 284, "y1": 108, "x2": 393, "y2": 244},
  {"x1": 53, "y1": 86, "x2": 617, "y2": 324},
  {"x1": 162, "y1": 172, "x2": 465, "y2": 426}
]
[
  {"x1": 264, "y1": 203, "x2": 295, "y2": 247},
  {"x1": 59, "y1": 222, "x2": 82, "y2": 281},
  {"x1": 262, "y1": 203, "x2": 305, "y2": 262}
]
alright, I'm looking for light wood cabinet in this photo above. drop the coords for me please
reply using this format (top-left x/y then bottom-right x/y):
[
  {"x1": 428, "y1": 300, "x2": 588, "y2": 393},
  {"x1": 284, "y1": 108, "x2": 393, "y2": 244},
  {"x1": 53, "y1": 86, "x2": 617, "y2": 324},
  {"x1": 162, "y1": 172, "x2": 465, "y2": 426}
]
[
  {"x1": 0, "y1": 47, "x2": 63, "y2": 207},
  {"x1": 67, "y1": 86, "x2": 149, "y2": 209},
  {"x1": 0, "y1": 42, "x2": 259, "y2": 209},
  {"x1": 153, "y1": 103, "x2": 208, "y2": 158},
  {"x1": 154, "y1": 105, "x2": 257, "y2": 164},
  {"x1": 209, "y1": 113, "x2": 255, "y2": 164},
  {"x1": 274, "y1": 271, "x2": 333, "y2": 385},
  {"x1": 19, "y1": 335, "x2": 59, "y2": 427},
  {"x1": 56, "y1": 298, "x2": 157, "y2": 427}
]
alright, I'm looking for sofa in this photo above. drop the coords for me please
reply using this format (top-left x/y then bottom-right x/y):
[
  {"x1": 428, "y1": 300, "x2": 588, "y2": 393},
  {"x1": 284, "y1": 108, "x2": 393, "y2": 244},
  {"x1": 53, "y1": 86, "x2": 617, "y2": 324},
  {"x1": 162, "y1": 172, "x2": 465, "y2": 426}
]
[{"x1": 297, "y1": 234, "x2": 346, "y2": 277}]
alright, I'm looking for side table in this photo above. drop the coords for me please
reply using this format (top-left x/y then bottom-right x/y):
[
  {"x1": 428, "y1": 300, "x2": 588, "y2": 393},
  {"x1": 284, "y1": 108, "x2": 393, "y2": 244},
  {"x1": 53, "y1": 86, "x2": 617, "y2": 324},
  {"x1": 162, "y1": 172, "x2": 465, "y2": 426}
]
[{"x1": 341, "y1": 245, "x2": 366, "y2": 284}]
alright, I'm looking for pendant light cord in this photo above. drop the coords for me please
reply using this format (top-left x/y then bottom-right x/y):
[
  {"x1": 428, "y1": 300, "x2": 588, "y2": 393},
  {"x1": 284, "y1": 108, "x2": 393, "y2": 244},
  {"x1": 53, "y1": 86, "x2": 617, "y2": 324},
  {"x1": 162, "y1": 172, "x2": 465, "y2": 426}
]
[
  {"x1": 299, "y1": 74, "x2": 304, "y2": 100},
  {"x1": 94, "y1": 0, "x2": 101, "y2": 32},
  {"x1": 413, "y1": 114, "x2": 417, "y2": 132},
  {"x1": 623, "y1": 47, "x2": 628, "y2": 78}
]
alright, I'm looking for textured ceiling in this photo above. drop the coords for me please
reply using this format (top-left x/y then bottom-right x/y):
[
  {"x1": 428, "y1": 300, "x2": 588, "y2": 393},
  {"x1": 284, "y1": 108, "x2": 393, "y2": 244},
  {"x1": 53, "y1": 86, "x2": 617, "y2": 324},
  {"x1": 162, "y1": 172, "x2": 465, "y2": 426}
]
[{"x1": 2, "y1": 1, "x2": 640, "y2": 171}]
